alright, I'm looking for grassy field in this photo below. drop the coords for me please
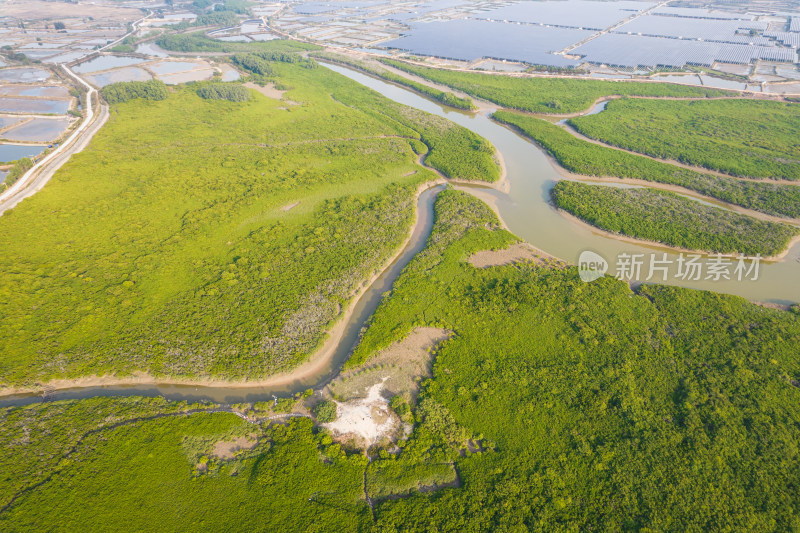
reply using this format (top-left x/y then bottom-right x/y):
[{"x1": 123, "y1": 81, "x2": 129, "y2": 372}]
[
  {"x1": 0, "y1": 60, "x2": 499, "y2": 387},
  {"x1": 311, "y1": 52, "x2": 475, "y2": 110},
  {"x1": 552, "y1": 181, "x2": 799, "y2": 256},
  {"x1": 492, "y1": 110, "x2": 800, "y2": 219},
  {"x1": 569, "y1": 99, "x2": 800, "y2": 181},
  {"x1": 4, "y1": 190, "x2": 800, "y2": 530},
  {"x1": 156, "y1": 33, "x2": 321, "y2": 54},
  {"x1": 379, "y1": 59, "x2": 731, "y2": 113},
  {"x1": 1, "y1": 399, "x2": 371, "y2": 531},
  {"x1": 354, "y1": 189, "x2": 800, "y2": 530}
]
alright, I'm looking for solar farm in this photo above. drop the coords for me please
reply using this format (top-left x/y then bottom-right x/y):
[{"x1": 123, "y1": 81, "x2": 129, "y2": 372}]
[{"x1": 263, "y1": 0, "x2": 800, "y2": 89}]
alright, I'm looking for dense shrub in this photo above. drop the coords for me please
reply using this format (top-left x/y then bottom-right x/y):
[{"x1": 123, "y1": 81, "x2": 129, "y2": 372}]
[
  {"x1": 101, "y1": 79, "x2": 168, "y2": 104},
  {"x1": 196, "y1": 83, "x2": 250, "y2": 102},
  {"x1": 552, "y1": 180, "x2": 798, "y2": 256},
  {"x1": 313, "y1": 400, "x2": 338, "y2": 423}
]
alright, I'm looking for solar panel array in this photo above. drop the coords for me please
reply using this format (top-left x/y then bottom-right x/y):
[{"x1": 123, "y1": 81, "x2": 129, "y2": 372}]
[
  {"x1": 572, "y1": 33, "x2": 797, "y2": 68},
  {"x1": 651, "y1": 7, "x2": 753, "y2": 21},
  {"x1": 285, "y1": 0, "x2": 800, "y2": 69},
  {"x1": 764, "y1": 31, "x2": 800, "y2": 48},
  {"x1": 383, "y1": 19, "x2": 589, "y2": 67},
  {"x1": 469, "y1": 0, "x2": 655, "y2": 31},
  {"x1": 615, "y1": 15, "x2": 767, "y2": 42}
]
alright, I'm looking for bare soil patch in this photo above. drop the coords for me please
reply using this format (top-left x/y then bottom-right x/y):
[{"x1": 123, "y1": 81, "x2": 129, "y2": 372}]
[
  {"x1": 328, "y1": 327, "x2": 450, "y2": 402},
  {"x1": 244, "y1": 82, "x2": 298, "y2": 105},
  {"x1": 212, "y1": 434, "x2": 258, "y2": 459},
  {"x1": 324, "y1": 380, "x2": 398, "y2": 447},
  {"x1": 468, "y1": 242, "x2": 563, "y2": 268}
]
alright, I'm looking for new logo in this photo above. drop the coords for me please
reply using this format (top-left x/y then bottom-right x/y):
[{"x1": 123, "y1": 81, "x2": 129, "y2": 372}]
[{"x1": 578, "y1": 250, "x2": 607, "y2": 282}]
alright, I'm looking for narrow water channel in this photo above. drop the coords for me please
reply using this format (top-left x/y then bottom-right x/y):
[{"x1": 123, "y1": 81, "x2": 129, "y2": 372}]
[
  {"x1": 2, "y1": 63, "x2": 797, "y2": 407},
  {"x1": 324, "y1": 62, "x2": 800, "y2": 305},
  {"x1": 0, "y1": 184, "x2": 444, "y2": 407}
]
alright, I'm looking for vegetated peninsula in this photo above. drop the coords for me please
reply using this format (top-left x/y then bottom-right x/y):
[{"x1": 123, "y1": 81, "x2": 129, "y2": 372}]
[
  {"x1": 492, "y1": 109, "x2": 800, "y2": 219},
  {"x1": 378, "y1": 58, "x2": 732, "y2": 112},
  {"x1": 568, "y1": 98, "x2": 800, "y2": 180},
  {"x1": 552, "y1": 180, "x2": 800, "y2": 256},
  {"x1": 0, "y1": 54, "x2": 499, "y2": 388}
]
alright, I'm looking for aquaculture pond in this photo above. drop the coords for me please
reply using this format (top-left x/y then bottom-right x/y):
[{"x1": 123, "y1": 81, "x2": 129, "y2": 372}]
[
  {"x1": 0, "y1": 67, "x2": 50, "y2": 83},
  {"x1": 0, "y1": 85, "x2": 69, "y2": 98},
  {"x1": 85, "y1": 67, "x2": 152, "y2": 88},
  {"x1": 148, "y1": 61, "x2": 205, "y2": 75},
  {"x1": 0, "y1": 98, "x2": 70, "y2": 114},
  {"x1": 73, "y1": 55, "x2": 147, "y2": 74},
  {"x1": 158, "y1": 69, "x2": 215, "y2": 85},
  {"x1": 1, "y1": 118, "x2": 71, "y2": 142},
  {"x1": 0, "y1": 144, "x2": 45, "y2": 163}
]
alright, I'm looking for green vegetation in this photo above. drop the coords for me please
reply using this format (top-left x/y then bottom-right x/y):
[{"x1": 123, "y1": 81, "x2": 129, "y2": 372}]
[
  {"x1": 174, "y1": 11, "x2": 239, "y2": 30},
  {"x1": 552, "y1": 180, "x2": 799, "y2": 256},
  {"x1": 4, "y1": 191, "x2": 800, "y2": 530},
  {"x1": 109, "y1": 35, "x2": 136, "y2": 54},
  {"x1": 367, "y1": 459, "x2": 457, "y2": 500},
  {"x1": 100, "y1": 79, "x2": 168, "y2": 104},
  {"x1": 379, "y1": 59, "x2": 731, "y2": 113},
  {"x1": 196, "y1": 82, "x2": 250, "y2": 102},
  {"x1": 0, "y1": 61, "x2": 498, "y2": 386},
  {"x1": 353, "y1": 189, "x2": 800, "y2": 530},
  {"x1": 313, "y1": 52, "x2": 476, "y2": 110},
  {"x1": 0, "y1": 157, "x2": 33, "y2": 190},
  {"x1": 231, "y1": 52, "x2": 275, "y2": 76},
  {"x1": 569, "y1": 98, "x2": 800, "y2": 180},
  {"x1": 313, "y1": 400, "x2": 337, "y2": 422},
  {"x1": 1, "y1": 399, "x2": 371, "y2": 530},
  {"x1": 493, "y1": 110, "x2": 800, "y2": 219},
  {"x1": 215, "y1": 0, "x2": 251, "y2": 15},
  {"x1": 156, "y1": 32, "x2": 321, "y2": 54}
]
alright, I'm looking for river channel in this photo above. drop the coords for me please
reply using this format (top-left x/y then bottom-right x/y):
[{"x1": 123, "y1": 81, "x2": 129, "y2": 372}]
[{"x1": 1, "y1": 62, "x2": 797, "y2": 407}]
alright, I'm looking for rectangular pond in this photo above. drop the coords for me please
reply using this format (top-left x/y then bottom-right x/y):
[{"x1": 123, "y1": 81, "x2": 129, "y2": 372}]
[
  {"x1": 158, "y1": 69, "x2": 215, "y2": 85},
  {"x1": 73, "y1": 55, "x2": 147, "y2": 74},
  {"x1": 2, "y1": 118, "x2": 71, "y2": 142},
  {"x1": 0, "y1": 144, "x2": 46, "y2": 163},
  {"x1": 148, "y1": 61, "x2": 204, "y2": 75},
  {"x1": 0, "y1": 85, "x2": 70, "y2": 98},
  {"x1": 0, "y1": 98, "x2": 70, "y2": 114},
  {"x1": 86, "y1": 67, "x2": 152, "y2": 88},
  {"x1": 0, "y1": 116, "x2": 24, "y2": 130},
  {"x1": 0, "y1": 68, "x2": 51, "y2": 83}
]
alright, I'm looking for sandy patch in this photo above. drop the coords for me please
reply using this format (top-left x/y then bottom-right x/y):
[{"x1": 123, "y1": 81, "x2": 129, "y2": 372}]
[
  {"x1": 212, "y1": 434, "x2": 258, "y2": 459},
  {"x1": 324, "y1": 380, "x2": 398, "y2": 446},
  {"x1": 328, "y1": 327, "x2": 449, "y2": 402},
  {"x1": 244, "y1": 82, "x2": 297, "y2": 104},
  {"x1": 280, "y1": 201, "x2": 299, "y2": 211},
  {"x1": 468, "y1": 242, "x2": 561, "y2": 268}
]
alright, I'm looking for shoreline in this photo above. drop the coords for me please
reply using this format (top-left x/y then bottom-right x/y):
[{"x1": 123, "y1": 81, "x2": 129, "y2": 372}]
[
  {"x1": 556, "y1": 207, "x2": 800, "y2": 262},
  {"x1": 0, "y1": 176, "x2": 449, "y2": 399}
]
